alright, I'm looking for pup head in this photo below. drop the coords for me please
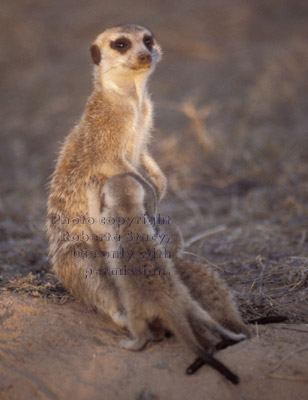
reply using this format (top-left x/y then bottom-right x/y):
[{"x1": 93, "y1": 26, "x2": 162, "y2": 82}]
[{"x1": 101, "y1": 174, "x2": 146, "y2": 213}]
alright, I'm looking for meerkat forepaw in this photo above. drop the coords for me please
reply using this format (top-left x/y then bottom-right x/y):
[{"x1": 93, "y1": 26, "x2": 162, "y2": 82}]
[
  {"x1": 235, "y1": 333, "x2": 247, "y2": 341},
  {"x1": 119, "y1": 337, "x2": 149, "y2": 351},
  {"x1": 219, "y1": 330, "x2": 247, "y2": 343},
  {"x1": 111, "y1": 312, "x2": 128, "y2": 329}
]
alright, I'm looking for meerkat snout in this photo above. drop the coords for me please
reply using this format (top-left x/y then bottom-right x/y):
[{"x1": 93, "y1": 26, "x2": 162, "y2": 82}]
[{"x1": 138, "y1": 51, "x2": 152, "y2": 66}]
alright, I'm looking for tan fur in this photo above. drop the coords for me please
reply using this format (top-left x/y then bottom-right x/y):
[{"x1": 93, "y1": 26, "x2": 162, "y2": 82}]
[
  {"x1": 46, "y1": 25, "x2": 166, "y2": 326},
  {"x1": 157, "y1": 223, "x2": 250, "y2": 337},
  {"x1": 100, "y1": 174, "x2": 247, "y2": 353}
]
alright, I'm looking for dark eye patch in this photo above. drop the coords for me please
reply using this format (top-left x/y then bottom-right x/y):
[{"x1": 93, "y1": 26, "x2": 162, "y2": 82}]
[
  {"x1": 143, "y1": 35, "x2": 154, "y2": 51},
  {"x1": 110, "y1": 37, "x2": 132, "y2": 54}
]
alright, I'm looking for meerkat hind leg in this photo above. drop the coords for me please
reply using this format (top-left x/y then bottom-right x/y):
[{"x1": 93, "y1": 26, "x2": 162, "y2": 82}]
[{"x1": 52, "y1": 246, "x2": 128, "y2": 330}]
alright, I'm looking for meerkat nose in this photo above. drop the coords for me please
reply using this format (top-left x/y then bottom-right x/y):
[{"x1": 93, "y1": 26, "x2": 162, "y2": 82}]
[{"x1": 138, "y1": 52, "x2": 152, "y2": 65}]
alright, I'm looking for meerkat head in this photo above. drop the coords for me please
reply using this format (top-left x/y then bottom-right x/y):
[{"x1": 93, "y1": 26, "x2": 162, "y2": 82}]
[
  {"x1": 102, "y1": 174, "x2": 146, "y2": 214},
  {"x1": 90, "y1": 24, "x2": 162, "y2": 89}
]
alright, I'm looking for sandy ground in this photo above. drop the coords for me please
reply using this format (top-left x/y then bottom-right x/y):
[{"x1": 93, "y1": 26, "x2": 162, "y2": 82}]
[
  {"x1": 1, "y1": 293, "x2": 308, "y2": 400},
  {"x1": 1, "y1": 0, "x2": 308, "y2": 399}
]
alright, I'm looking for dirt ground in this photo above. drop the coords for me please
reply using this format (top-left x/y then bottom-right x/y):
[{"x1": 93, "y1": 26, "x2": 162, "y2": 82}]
[{"x1": 1, "y1": 0, "x2": 308, "y2": 399}]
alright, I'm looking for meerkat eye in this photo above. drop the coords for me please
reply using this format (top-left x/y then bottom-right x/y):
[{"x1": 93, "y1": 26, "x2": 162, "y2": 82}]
[
  {"x1": 110, "y1": 37, "x2": 132, "y2": 54},
  {"x1": 114, "y1": 39, "x2": 128, "y2": 49},
  {"x1": 143, "y1": 35, "x2": 154, "y2": 51}
]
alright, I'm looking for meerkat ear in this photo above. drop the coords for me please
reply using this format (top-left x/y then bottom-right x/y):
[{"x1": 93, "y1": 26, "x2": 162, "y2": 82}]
[{"x1": 90, "y1": 44, "x2": 101, "y2": 65}]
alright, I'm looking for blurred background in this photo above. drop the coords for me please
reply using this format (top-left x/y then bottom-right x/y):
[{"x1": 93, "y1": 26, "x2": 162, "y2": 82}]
[{"x1": 1, "y1": 0, "x2": 308, "y2": 320}]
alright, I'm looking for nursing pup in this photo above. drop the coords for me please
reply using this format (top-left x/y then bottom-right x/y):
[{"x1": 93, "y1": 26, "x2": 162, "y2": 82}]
[{"x1": 99, "y1": 174, "x2": 247, "y2": 355}]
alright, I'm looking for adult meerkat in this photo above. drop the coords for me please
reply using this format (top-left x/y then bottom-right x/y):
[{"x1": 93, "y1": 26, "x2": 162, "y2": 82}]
[
  {"x1": 47, "y1": 25, "x2": 166, "y2": 327},
  {"x1": 100, "y1": 174, "x2": 247, "y2": 354}
]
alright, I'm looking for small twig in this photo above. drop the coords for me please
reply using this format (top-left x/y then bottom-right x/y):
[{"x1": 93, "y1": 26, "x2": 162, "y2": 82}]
[
  {"x1": 255, "y1": 321, "x2": 259, "y2": 341},
  {"x1": 169, "y1": 179, "x2": 205, "y2": 224},
  {"x1": 263, "y1": 293, "x2": 280, "y2": 306},
  {"x1": 290, "y1": 278, "x2": 307, "y2": 291},
  {"x1": 184, "y1": 225, "x2": 227, "y2": 247},
  {"x1": 271, "y1": 326, "x2": 308, "y2": 334},
  {"x1": 182, "y1": 251, "x2": 225, "y2": 272},
  {"x1": 248, "y1": 278, "x2": 257, "y2": 295},
  {"x1": 298, "y1": 229, "x2": 306, "y2": 247},
  {"x1": 181, "y1": 101, "x2": 214, "y2": 154},
  {"x1": 256, "y1": 255, "x2": 266, "y2": 294},
  {"x1": 267, "y1": 374, "x2": 308, "y2": 382},
  {"x1": 270, "y1": 346, "x2": 308, "y2": 374}
]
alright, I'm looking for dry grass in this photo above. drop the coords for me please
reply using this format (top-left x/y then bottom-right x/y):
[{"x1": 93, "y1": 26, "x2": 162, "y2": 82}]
[{"x1": 1, "y1": 272, "x2": 73, "y2": 304}]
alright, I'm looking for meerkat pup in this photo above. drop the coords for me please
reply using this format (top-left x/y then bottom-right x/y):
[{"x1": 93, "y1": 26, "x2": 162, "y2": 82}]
[
  {"x1": 47, "y1": 25, "x2": 166, "y2": 327},
  {"x1": 156, "y1": 223, "x2": 250, "y2": 337},
  {"x1": 99, "y1": 174, "x2": 247, "y2": 354},
  {"x1": 129, "y1": 186, "x2": 249, "y2": 338}
]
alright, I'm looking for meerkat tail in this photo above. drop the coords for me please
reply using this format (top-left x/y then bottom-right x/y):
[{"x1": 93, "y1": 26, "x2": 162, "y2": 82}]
[{"x1": 186, "y1": 356, "x2": 240, "y2": 384}]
